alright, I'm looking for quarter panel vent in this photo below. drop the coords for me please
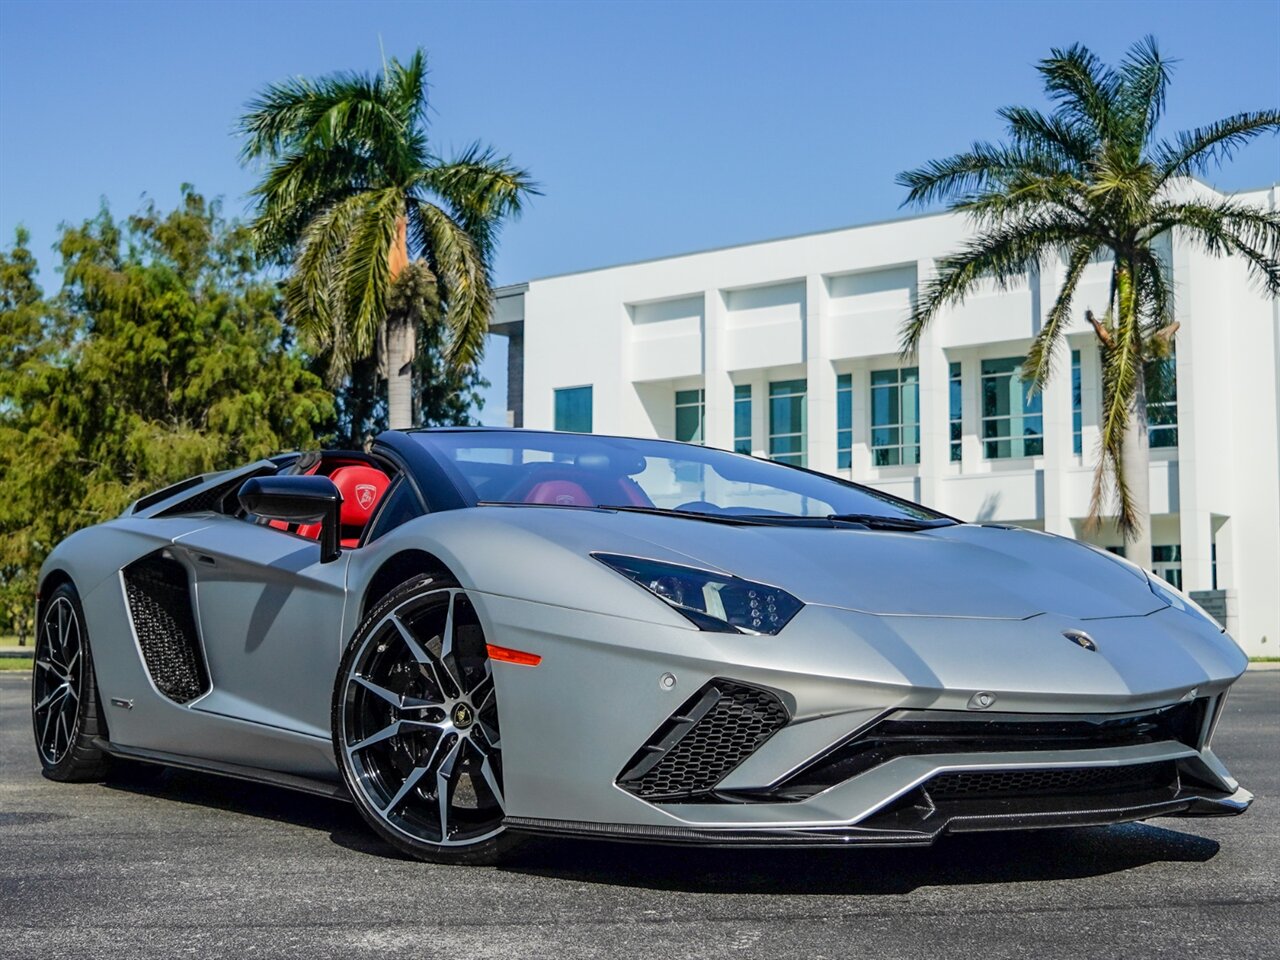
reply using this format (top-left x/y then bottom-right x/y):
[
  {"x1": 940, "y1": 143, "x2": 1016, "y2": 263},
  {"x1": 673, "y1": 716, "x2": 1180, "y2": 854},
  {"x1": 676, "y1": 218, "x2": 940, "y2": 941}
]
[
  {"x1": 122, "y1": 553, "x2": 210, "y2": 703},
  {"x1": 618, "y1": 680, "x2": 789, "y2": 801}
]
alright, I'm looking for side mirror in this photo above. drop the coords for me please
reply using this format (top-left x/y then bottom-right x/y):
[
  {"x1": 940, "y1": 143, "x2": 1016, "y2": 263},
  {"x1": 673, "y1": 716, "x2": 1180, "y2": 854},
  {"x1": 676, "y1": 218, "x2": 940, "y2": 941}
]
[{"x1": 238, "y1": 475, "x2": 343, "y2": 563}]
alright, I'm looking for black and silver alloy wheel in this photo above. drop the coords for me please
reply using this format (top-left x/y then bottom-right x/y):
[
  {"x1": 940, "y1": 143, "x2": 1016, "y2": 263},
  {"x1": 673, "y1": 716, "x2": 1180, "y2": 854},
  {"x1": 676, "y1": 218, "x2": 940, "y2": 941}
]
[
  {"x1": 32, "y1": 582, "x2": 109, "y2": 781},
  {"x1": 334, "y1": 577, "x2": 520, "y2": 864}
]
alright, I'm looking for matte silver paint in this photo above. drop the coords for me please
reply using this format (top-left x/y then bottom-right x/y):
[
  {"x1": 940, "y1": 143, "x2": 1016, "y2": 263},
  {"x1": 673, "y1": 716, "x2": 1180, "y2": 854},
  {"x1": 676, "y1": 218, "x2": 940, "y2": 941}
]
[{"x1": 37, "y1": 437, "x2": 1252, "y2": 843}]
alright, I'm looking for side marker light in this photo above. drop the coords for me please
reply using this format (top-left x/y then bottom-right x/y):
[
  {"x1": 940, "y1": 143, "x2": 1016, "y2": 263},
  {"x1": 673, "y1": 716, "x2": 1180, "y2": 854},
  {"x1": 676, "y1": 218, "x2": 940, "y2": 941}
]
[{"x1": 486, "y1": 643, "x2": 542, "y2": 666}]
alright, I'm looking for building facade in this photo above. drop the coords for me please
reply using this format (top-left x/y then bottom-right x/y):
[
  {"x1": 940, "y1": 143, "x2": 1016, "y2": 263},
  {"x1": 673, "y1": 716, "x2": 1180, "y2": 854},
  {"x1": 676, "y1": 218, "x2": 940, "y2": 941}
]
[{"x1": 491, "y1": 181, "x2": 1280, "y2": 657}]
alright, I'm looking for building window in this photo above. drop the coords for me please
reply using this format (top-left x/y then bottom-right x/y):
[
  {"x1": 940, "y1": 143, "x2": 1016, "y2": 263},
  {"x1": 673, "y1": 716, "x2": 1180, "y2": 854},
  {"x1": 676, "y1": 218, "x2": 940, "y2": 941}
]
[
  {"x1": 675, "y1": 388, "x2": 704, "y2": 444},
  {"x1": 837, "y1": 373, "x2": 853, "y2": 469},
  {"x1": 734, "y1": 384, "x2": 752, "y2": 454},
  {"x1": 870, "y1": 367, "x2": 920, "y2": 466},
  {"x1": 1147, "y1": 349, "x2": 1178, "y2": 449},
  {"x1": 1072, "y1": 349, "x2": 1083, "y2": 455},
  {"x1": 768, "y1": 378, "x2": 806, "y2": 466},
  {"x1": 554, "y1": 386, "x2": 592, "y2": 433},
  {"x1": 1152, "y1": 544, "x2": 1182, "y2": 589},
  {"x1": 949, "y1": 361, "x2": 962, "y2": 462},
  {"x1": 981, "y1": 357, "x2": 1043, "y2": 459}
]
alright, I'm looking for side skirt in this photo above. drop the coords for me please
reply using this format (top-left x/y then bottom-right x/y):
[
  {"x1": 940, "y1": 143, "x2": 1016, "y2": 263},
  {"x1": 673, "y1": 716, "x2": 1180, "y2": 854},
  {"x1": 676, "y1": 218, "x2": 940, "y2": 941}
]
[{"x1": 94, "y1": 738, "x2": 351, "y2": 803}]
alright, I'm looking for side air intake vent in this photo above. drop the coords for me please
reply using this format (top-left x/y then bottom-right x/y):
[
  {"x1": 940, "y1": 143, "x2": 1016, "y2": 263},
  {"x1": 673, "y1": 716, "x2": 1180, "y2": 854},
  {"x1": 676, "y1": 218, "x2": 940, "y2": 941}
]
[
  {"x1": 122, "y1": 553, "x2": 210, "y2": 703},
  {"x1": 617, "y1": 680, "x2": 789, "y2": 801}
]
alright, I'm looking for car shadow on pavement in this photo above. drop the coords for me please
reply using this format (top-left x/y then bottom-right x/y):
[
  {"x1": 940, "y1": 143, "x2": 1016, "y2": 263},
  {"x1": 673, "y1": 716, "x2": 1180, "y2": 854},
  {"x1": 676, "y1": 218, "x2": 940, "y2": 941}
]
[
  {"x1": 497, "y1": 825, "x2": 1221, "y2": 895},
  {"x1": 100, "y1": 763, "x2": 1221, "y2": 891}
]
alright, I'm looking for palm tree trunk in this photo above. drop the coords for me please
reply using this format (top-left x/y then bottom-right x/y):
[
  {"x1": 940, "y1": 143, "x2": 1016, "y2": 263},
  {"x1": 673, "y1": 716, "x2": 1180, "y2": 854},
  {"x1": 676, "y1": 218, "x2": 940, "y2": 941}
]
[
  {"x1": 1120, "y1": 371, "x2": 1153, "y2": 571},
  {"x1": 386, "y1": 316, "x2": 416, "y2": 429},
  {"x1": 385, "y1": 214, "x2": 415, "y2": 429}
]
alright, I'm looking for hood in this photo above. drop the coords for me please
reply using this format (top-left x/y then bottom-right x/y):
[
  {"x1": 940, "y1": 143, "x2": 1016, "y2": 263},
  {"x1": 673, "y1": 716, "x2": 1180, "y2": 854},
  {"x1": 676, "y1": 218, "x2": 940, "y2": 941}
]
[{"x1": 483, "y1": 507, "x2": 1166, "y2": 621}]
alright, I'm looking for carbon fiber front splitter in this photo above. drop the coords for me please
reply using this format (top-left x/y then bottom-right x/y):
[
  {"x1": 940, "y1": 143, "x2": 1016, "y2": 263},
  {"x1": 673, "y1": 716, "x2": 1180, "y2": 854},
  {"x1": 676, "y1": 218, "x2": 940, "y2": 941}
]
[{"x1": 506, "y1": 785, "x2": 1252, "y2": 848}]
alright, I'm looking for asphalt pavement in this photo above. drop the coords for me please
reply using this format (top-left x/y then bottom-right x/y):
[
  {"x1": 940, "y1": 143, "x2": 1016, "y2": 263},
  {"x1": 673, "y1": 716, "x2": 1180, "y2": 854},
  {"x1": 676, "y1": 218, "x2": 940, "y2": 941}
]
[{"x1": 1, "y1": 670, "x2": 1277, "y2": 960}]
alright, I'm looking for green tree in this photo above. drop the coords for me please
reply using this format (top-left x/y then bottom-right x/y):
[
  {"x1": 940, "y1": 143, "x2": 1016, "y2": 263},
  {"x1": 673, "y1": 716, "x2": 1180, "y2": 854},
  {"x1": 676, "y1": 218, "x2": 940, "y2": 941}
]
[
  {"x1": 897, "y1": 38, "x2": 1280, "y2": 563},
  {"x1": 239, "y1": 49, "x2": 537, "y2": 429},
  {"x1": 0, "y1": 189, "x2": 333, "y2": 639}
]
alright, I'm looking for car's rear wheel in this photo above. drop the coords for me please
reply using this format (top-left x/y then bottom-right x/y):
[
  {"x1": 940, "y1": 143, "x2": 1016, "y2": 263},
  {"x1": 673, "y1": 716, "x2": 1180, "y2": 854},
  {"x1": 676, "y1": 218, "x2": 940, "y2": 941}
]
[
  {"x1": 333, "y1": 577, "x2": 521, "y2": 864},
  {"x1": 32, "y1": 582, "x2": 110, "y2": 781}
]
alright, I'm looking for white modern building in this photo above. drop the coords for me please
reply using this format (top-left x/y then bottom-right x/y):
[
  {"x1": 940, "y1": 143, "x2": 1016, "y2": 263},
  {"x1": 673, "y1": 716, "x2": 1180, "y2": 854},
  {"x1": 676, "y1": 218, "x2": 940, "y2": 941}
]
[{"x1": 491, "y1": 180, "x2": 1280, "y2": 657}]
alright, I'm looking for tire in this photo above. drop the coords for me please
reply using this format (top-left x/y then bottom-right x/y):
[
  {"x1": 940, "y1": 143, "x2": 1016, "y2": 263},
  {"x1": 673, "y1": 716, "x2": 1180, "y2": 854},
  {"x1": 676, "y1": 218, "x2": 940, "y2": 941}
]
[
  {"x1": 332, "y1": 576, "x2": 523, "y2": 865},
  {"x1": 32, "y1": 582, "x2": 110, "y2": 782}
]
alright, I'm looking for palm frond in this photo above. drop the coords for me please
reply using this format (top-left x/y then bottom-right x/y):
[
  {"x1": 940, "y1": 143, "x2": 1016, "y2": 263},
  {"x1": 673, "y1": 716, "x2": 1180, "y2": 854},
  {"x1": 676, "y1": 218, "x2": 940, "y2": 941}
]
[
  {"x1": 1148, "y1": 198, "x2": 1280, "y2": 295},
  {"x1": 1038, "y1": 43, "x2": 1120, "y2": 142},
  {"x1": 409, "y1": 200, "x2": 490, "y2": 367},
  {"x1": 1023, "y1": 241, "x2": 1098, "y2": 390},
  {"x1": 998, "y1": 105, "x2": 1095, "y2": 167},
  {"x1": 282, "y1": 193, "x2": 367, "y2": 373},
  {"x1": 339, "y1": 188, "x2": 403, "y2": 361},
  {"x1": 416, "y1": 144, "x2": 540, "y2": 259},
  {"x1": 247, "y1": 145, "x2": 369, "y2": 258},
  {"x1": 1153, "y1": 110, "x2": 1280, "y2": 183},
  {"x1": 900, "y1": 214, "x2": 1085, "y2": 356},
  {"x1": 896, "y1": 141, "x2": 1070, "y2": 209},
  {"x1": 1116, "y1": 35, "x2": 1172, "y2": 144}
]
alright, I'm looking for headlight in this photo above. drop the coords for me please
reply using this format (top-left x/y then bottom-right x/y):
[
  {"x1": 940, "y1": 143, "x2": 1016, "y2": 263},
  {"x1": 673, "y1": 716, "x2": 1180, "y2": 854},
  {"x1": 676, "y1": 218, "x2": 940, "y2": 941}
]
[
  {"x1": 593, "y1": 553, "x2": 803, "y2": 635},
  {"x1": 1148, "y1": 573, "x2": 1224, "y2": 633}
]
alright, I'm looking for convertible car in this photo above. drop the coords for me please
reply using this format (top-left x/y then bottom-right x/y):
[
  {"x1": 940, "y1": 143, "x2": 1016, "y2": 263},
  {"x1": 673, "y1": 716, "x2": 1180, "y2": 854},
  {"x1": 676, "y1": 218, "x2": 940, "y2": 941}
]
[{"x1": 32, "y1": 428, "x2": 1251, "y2": 863}]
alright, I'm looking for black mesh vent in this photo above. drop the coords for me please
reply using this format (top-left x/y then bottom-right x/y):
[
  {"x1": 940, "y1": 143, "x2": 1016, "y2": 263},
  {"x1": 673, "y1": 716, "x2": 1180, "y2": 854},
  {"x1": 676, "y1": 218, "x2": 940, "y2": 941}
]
[
  {"x1": 925, "y1": 761, "x2": 1177, "y2": 800},
  {"x1": 618, "y1": 680, "x2": 789, "y2": 801},
  {"x1": 154, "y1": 466, "x2": 275, "y2": 517},
  {"x1": 123, "y1": 553, "x2": 209, "y2": 703}
]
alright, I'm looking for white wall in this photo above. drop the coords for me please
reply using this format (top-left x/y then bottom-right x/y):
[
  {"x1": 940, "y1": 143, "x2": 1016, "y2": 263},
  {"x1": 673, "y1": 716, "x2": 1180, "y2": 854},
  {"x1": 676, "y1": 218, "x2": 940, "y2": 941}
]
[{"x1": 515, "y1": 183, "x2": 1280, "y2": 656}]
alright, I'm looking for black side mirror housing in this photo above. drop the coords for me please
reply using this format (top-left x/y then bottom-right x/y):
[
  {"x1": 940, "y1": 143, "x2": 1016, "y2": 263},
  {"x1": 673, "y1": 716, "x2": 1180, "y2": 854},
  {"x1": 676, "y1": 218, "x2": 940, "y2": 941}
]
[{"x1": 238, "y1": 475, "x2": 343, "y2": 563}]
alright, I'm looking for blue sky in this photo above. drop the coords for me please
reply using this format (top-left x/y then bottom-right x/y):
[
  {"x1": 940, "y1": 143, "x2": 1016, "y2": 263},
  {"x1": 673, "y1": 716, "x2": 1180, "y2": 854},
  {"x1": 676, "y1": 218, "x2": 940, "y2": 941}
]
[{"x1": 2, "y1": 0, "x2": 1277, "y2": 421}]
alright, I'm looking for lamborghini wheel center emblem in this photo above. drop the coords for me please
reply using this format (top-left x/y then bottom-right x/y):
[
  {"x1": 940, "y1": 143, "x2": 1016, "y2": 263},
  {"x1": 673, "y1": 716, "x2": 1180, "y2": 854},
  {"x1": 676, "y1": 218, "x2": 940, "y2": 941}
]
[{"x1": 451, "y1": 703, "x2": 474, "y2": 729}]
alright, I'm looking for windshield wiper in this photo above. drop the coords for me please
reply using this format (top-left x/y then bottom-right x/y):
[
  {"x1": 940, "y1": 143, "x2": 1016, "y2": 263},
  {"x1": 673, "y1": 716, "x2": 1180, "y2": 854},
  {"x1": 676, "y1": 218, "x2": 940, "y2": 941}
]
[
  {"x1": 595, "y1": 504, "x2": 770, "y2": 526},
  {"x1": 826, "y1": 513, "x2": 956, "y2": 530}
]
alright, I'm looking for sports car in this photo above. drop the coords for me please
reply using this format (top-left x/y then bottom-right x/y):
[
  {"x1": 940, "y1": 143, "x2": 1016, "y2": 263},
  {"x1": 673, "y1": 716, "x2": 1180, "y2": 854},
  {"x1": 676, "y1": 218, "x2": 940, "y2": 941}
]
[{"x1": 32, "y1": 428, "x2": 1251, "y2": 863}]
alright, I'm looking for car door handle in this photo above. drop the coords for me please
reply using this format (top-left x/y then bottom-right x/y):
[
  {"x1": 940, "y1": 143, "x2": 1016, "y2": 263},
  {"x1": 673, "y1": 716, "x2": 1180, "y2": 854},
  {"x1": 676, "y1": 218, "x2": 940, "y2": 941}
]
[{"x1": 195, "y1": 554, "x2": 217, "y2": 566}]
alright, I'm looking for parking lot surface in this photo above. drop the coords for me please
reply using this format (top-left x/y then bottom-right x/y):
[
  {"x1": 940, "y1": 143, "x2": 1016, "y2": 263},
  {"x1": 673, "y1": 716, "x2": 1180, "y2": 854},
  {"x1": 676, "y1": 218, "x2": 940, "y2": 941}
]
[{"x1": 1, "y1": 670, "x2": 1277, "y2": 959}]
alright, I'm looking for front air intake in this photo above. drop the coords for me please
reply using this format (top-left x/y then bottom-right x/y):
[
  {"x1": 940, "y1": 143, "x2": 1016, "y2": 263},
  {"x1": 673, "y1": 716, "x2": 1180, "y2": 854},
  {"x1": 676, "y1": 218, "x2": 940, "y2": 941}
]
[
  {"x1": 617, "y1": 680, "x2": 789, "y2": 801},
  {"x1": 122, "y1": 552, "x2": 210, "y2": 703}
]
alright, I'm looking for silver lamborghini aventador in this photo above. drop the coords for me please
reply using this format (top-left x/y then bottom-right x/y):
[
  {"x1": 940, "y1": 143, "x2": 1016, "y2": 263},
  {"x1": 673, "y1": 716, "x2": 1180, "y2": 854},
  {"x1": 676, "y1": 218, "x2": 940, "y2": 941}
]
[{"x1": 32, "y1": 428, "x2": 1252, "y2": 863}]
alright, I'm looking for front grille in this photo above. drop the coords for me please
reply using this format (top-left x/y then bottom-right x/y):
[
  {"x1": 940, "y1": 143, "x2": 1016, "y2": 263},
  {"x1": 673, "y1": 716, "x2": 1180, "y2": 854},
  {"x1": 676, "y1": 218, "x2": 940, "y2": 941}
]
[
  {"x1": 618, "y1": 680, "x2": 789, "y2": 801},
  {"x1": 773, "y1": 701, "x2": 1208, "y2": 800},
  {"x1": 924, "y1": 761, "x2": 1177, "y2": 800},
  {"x1": 123, "y1": 553, "x2": 209, "y2": 703}
]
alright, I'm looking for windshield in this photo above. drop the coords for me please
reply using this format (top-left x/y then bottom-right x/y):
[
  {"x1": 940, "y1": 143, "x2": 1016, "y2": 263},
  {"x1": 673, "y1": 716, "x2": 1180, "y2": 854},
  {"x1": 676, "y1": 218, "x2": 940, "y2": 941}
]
[{"x1": 413, "y1": 431, "x2": 944, "y2": 522}]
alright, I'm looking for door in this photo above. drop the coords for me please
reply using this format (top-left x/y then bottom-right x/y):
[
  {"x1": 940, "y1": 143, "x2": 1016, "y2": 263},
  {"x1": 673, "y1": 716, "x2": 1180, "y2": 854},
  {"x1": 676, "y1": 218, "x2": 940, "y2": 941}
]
[{"x1": 173, "y1": 516, "x2": 351, "y2": 740}]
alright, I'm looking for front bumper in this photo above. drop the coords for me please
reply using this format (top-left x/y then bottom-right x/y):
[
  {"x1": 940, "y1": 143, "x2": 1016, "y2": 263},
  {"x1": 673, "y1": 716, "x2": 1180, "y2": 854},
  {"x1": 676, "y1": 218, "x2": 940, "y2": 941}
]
[{"x1": 473, "y1": 592, "x2": 1251, "y2": 844}]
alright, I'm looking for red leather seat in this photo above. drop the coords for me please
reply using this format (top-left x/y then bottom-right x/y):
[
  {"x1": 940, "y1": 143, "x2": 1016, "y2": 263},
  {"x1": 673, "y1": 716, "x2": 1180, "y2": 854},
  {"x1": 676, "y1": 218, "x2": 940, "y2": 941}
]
[
  {"x1": 297, "y1": 464, "x2": 391, "y2": 547},
  {"x1": 525, "y1": 480, "x2": 594, "y2": 507}
]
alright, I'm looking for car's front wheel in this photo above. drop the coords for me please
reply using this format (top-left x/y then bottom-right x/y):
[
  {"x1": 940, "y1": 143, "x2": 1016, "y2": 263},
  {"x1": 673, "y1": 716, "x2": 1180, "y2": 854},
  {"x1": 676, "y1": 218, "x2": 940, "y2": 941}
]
[
  {"x1": 32, "y1": 582, "x2": 110, "y2": 782},
  {"x1": 332, "y1": 577, "x2": 521, "y2": 864}
]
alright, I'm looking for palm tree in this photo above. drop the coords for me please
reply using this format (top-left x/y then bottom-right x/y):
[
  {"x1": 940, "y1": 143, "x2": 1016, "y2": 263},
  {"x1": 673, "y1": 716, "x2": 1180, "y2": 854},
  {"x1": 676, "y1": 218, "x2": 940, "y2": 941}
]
[
  {"x1": 239, "y1": 49, "x2": 537, "y2": 428},
  {"x1": 897, "y1": 37, "x2": 1279, "y2": 566}
]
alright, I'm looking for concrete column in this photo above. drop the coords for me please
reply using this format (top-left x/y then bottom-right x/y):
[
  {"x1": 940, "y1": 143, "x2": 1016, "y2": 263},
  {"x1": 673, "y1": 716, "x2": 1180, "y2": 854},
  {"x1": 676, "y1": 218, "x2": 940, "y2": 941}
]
[
  {"x1": 749, "y1": 369, "x2": 768, "y2": 457},
  {"x1": 1173, "y1": 240, "x2": 1213, "y2": 590},
  {"x1": 702, "y1": 288, "x2": 734, "y2": 451},
  {"x1": 850, "y1": 363, "x2": 873, "y2": 479},
  {"x1": 960, "y1": 354, "x2": 983, "y2": 472},
  {"x1": 805, "y1": 274, "x2": 836, "y2": 474},
  {"x1": 1040, "y1": 257, "x2": 1074, "y2": 535},
  {"x1": 916, "y1": 259, "x2": 949, "y2": 506}
]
